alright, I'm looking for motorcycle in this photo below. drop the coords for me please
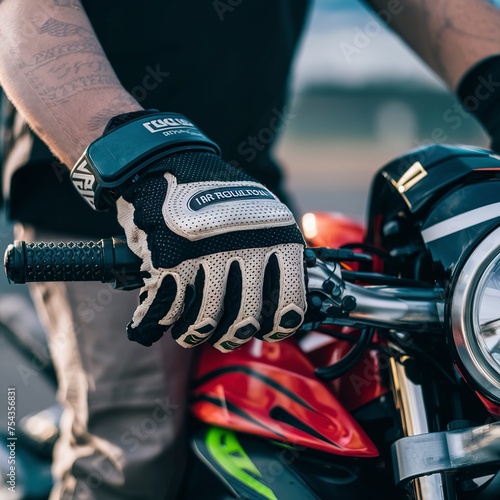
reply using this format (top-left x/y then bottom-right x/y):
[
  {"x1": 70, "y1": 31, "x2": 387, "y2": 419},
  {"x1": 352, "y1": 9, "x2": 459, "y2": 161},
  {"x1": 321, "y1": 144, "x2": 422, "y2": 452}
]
[{"x1": 4, "y1": 144, "x2": 500, "y2": 499}]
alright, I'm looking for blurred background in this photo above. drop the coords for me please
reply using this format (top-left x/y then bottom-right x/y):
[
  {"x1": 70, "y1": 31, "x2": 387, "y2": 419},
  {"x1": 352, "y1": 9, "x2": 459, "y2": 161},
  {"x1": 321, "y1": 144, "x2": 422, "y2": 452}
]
[
  {"x1": 278, "y1": 0, "x2": 490, "y2": 221},
  {"x1": 0, "y1": 1, "x2": 496, "y2": 495},
  {"x1": 0, "y1": 0, "x2": 493, "y2": 420}
]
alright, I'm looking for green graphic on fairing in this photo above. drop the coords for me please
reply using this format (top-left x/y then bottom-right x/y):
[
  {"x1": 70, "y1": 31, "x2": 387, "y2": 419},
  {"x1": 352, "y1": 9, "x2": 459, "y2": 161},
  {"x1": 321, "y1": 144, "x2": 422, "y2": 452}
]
[{"x1": 206, "y1": 427, "x2": 278, "y2": 500}]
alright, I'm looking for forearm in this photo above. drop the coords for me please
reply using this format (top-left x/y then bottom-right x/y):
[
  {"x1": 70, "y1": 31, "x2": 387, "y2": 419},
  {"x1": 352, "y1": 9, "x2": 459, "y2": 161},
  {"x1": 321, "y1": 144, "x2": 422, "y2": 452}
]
[
  {"x1": 364, "y1": 0, "x2": 500, "y2": 90},
  {"x1": 0, "y1": 0, "x2": 142, "y2": 167}
]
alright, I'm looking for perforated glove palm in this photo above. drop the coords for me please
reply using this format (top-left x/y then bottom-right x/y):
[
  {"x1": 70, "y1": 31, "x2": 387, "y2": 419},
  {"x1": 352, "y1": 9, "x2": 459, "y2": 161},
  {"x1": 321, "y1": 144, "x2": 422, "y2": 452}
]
[{"x1": 116, "y1": 151, "x2": 307, "y2": 352}]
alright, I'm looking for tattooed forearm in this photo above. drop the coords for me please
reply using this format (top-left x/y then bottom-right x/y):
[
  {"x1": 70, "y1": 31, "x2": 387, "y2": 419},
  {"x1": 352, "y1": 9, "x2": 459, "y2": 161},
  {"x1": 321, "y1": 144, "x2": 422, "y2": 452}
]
[
  {"x1": 87, "y1": 94, "x2": 143, "y2": 132},
  {"x1": 44, "y1": 58, "x2": 107, "y2": 80},
  {"x1": 0, "y1": 0, "x2": 142, "y2": 166},
  {"x1": 36, "y1": 74, "x2": 120, "y2": 103},
  {"x1": 422, "y1": 0, "x2": 499, "y2": 83},
  {"x1": 21, "y1": 16, "x2": 117, "y2": 107},
  {"x1": 54, "y1": 0, "x2": 81, "y2": 9},
  {"x1": 39, "y1": 17, "x2": 90, "y2": 37},
  {"x1": 364, "y1": 0, "x2": 500, "y2": 89},
  {"x1": 26, "y1": 38, "x2": 103, "y2": 67}
]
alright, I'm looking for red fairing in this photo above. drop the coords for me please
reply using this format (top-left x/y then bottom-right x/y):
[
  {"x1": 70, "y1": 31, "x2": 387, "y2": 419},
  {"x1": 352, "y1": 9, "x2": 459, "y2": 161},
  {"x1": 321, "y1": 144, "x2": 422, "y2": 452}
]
[
  {"x1": 300, "y1": 211, "x2": 388, "y2": 410},
  {"x1": 300, "y1": 327, "x2": 389, "y2": 412},
  {"x1": 475, "y1": 391, "x2": 500, "y2": 417},
  {"x1": 302, "y1": 212, "x2": 365, "y2": 249},
  {"x1": 455, "y1": 364, "x2": 500, "y2": 417},
  {"x1": 192, "y1": 338, "x2": 379, "y2": 457}
]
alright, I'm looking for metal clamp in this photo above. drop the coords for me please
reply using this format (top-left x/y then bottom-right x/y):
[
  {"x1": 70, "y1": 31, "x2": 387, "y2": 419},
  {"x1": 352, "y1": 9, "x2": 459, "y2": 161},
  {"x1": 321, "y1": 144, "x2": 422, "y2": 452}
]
[{"x1": 392, "y1": 422, "x2": 500, "y2": 484}]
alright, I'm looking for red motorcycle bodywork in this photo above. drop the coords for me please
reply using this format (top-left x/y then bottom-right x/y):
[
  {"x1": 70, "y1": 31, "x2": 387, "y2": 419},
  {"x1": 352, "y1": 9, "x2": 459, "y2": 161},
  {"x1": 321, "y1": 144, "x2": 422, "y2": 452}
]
[
  {"x1": 192, "y1": 212, "x2": 388, "y2": 458},
  {"x1": 303, "y1": 327, "x2": 388, "y2": 413},
  {"x1": 192, "y1": 338, "x2": 379, "y2": 456},
  {"x1": 302, "y1": 211, "x2": 365, "y2": 249}
]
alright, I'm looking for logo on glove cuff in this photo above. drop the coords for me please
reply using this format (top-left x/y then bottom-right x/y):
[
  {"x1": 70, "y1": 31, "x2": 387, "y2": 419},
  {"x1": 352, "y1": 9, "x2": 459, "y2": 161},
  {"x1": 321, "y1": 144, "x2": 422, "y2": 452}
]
[
  {"x1": 143, "y1": 117, "x2": 194, "y2": 133},
  {"x1": 188, "y1": 186, "x2": 275, "y2": 211},
  {"x1": 71, "y1": 159, "x2": 97, "y2": 208}
]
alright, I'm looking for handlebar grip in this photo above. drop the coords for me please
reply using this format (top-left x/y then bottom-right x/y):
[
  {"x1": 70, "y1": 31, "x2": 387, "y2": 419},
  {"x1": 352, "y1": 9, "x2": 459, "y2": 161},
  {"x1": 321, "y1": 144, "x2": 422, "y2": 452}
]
[
  {"x1": 5, "y1": 241, "x2": 104, "y2": 283},
  {"x1": 4, "y1": 238, "x2": 143, "y2": 289}
]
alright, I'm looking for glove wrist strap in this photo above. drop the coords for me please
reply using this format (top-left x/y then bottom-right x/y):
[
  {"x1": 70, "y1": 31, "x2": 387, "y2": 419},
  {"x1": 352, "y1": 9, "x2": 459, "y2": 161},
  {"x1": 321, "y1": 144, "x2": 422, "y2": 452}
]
[{"x1": 70, "y1": 111, "x2": 221, "y2": 210}]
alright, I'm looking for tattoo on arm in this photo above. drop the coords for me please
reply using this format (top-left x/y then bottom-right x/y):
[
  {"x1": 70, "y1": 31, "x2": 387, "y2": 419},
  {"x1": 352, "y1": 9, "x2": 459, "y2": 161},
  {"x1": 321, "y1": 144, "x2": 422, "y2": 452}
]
[
  {"x1": 27, "y1": 37, "x2": 103, "y2": 67},
  {"x1": 86, "y1": 95, "x2": 143, "y2": 132},
  {"x1": 39, "y1": 17, "x2": 90, "y2": 37},
  {"x1": 365, "y1": 0, "x2": 500, "y2": 87},
  {"x1": 53, "y1": 0, "x2": 81, "y2": 9},
  {"x1": 422, "y1": 0, "x2": 500, "y2": 82},
  {"x1": 0, "y1": 0, "x2": 141, "y2": 162},
  {"x1": 16, "y1": 10, "x2": 120, "y2": 107}
]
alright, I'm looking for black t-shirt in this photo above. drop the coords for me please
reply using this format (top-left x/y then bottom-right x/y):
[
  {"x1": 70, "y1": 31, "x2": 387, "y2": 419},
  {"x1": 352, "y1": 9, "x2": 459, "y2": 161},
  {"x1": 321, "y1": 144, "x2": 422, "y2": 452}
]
[{"x1": 2, "y1": 0, "x2": 309, "y2": 236}]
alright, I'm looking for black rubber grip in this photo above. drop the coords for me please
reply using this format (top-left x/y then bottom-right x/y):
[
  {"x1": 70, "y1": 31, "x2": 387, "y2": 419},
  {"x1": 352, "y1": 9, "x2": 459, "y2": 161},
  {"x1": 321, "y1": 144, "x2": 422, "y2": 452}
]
[{"x1": 4, "y1": 238, "x2": 143, "y2": 289}]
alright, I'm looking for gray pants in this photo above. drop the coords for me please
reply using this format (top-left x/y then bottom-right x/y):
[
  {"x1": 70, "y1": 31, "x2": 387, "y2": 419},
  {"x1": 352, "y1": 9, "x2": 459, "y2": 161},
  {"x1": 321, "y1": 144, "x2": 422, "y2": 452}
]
[{"x1": 16, "y1": 225, "x2": 193, "y2": 499}]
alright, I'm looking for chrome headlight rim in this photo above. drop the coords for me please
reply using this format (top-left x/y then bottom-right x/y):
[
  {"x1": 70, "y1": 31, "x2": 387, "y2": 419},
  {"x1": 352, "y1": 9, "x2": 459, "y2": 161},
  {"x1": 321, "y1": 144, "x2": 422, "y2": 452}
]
[{"x1": 451, "y1": 225, "x2": 500, "y2": 403}]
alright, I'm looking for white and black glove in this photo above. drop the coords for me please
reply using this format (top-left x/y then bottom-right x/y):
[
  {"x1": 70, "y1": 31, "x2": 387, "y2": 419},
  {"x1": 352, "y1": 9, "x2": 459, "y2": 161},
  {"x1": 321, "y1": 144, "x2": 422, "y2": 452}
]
[
  {"x1": 71, "y1": 110, "x2": 307, "y2": 351},
  {"x1": 116, "y1": 151, "x2": 307, "y2": 351}
]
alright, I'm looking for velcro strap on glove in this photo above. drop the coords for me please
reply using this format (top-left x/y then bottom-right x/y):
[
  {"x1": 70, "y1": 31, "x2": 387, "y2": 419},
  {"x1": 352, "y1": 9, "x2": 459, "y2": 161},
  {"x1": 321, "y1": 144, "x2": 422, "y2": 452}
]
[{"x1": 70, "y1": 110, "x2": 220, "y2": 210}]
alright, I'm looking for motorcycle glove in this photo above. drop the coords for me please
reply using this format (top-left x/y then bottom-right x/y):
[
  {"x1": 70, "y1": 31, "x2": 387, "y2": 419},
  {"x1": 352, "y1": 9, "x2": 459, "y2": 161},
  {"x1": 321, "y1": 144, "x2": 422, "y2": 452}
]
[{"x1": 116, "y1": 150, "x2": 307, "y2": 351}]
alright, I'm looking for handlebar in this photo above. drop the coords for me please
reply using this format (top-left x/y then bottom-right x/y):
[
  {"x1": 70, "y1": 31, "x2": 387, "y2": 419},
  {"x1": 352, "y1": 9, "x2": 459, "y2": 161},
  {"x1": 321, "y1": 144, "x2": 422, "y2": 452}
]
[
  {"x1": 4, "y1": 239, "x2": 444, "y2": 332},
  {"x1": 4, "y1": 238, "x2": 143, "y2": 290}
]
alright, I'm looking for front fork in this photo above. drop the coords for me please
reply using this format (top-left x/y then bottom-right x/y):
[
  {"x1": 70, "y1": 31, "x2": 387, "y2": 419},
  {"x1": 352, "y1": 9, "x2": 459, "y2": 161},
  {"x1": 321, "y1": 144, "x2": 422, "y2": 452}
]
[{"x1": 388, "y1": 342, "x2": 454, "y2": 499}]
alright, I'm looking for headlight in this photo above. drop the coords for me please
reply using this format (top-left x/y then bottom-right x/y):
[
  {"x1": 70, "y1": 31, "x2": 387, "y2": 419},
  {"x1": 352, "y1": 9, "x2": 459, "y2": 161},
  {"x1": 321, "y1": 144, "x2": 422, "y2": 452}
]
[
  {"x1": 475, "y1": 255, "x2": 500, "y2": 371},
  {"x1": 451, "y1": 225, "x2": 500, "y2": 403}
]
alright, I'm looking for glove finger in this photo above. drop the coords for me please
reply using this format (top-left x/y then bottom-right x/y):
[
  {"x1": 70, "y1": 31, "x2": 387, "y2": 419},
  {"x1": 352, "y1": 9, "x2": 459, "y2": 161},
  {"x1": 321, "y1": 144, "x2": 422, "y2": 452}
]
[
  {"x1": 173, "y1": 256, "x2": 227, "y2": 349},
  {"x1": 255, "y1": 253, "x2": 280, "y2": 339},
  {"x1": 127, "y1": 272, "x2": 178, "y2": 346},
  {"x1": 171, "y1": 266, "x2": 210, "y2": 346},
  {"x1": 210, "y1": 258, "x2": 262, "y2": 353},
  {"x1": 258, "y1": 246, "x2": 306, "y2": 342},
  {"x1": 209, "y1": 260, "x2": 245, "y2": 352}
]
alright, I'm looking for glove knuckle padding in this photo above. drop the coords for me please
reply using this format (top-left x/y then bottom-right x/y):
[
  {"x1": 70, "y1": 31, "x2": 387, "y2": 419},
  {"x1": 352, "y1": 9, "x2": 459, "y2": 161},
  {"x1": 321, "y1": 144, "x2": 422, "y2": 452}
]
[
  {"x1": 163, "y1": 173, "x2": 295, "y2": 240},
  {"x1": 117, "y1": 152, "x2": 307, "y2": 349}
]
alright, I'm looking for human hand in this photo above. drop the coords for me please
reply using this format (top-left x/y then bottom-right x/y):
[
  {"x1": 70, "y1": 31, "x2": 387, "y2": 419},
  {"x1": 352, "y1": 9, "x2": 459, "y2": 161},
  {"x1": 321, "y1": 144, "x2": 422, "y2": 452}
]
[{"x1": 116, "y1": 150, "x2": 307, "y2": 351}]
